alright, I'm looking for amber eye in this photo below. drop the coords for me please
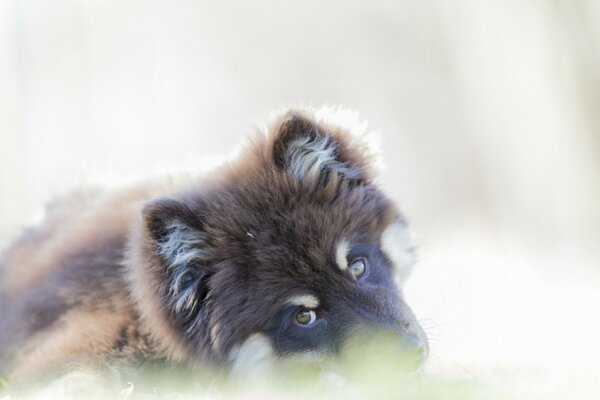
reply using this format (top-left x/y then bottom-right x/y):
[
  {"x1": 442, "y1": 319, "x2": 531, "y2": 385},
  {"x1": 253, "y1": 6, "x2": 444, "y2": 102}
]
[
  {"x1": 349, "y1": 258, "x2": 367, "y2": 278},
  {"x1": 294, "y1": 309, "x2": 317, "y2": 326}
]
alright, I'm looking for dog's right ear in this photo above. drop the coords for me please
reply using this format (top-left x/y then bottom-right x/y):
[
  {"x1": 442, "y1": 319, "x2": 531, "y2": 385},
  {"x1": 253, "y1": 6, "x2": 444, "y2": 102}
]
[
  {"x1": 142, "y1": 197, "x2": 213, "y2": 335},
  {"x1": 270, "y1": 112, "x2": 373, "y2": 184}
]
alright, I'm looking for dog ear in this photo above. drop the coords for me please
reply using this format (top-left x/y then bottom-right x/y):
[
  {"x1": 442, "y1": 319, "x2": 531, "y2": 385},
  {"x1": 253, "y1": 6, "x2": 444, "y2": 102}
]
[
  {"x1": 142, "y1": 197, "x2": 212, "y2": 335},
  {"x1": 271, "y1": 112, "x2": 371, "y2": 183}
]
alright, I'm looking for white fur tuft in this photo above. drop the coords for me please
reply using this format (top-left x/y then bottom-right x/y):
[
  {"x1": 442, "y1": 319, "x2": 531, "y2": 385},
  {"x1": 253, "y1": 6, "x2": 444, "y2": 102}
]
[
  {"x1": 156, "y1": 220, "x2": 211, "y2": 316},
  {"x1": 336, "y1": 240, "x2": 349, "y2": 271},
  {"x1": 381, "y1": 222, "x2": 416, "y2": 283},
  {"x1": 284, "y1": 135, "x2": 360, "y2": 181},
  {"x1": 229, "y1": 333, "x2": 275, "y2": 379},
  {"x1": 287, "y1": 294, "x2": 320, "y2": 309}
]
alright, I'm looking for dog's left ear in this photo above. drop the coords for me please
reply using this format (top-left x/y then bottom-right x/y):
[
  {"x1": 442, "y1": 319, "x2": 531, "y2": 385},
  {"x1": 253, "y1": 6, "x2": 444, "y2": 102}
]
[
  {"x1": 271, "y1": 112, "x2": 373, "y2": 183},
  {"x1": 142, "y1": 197, "x2": 213, "y2": 335}
]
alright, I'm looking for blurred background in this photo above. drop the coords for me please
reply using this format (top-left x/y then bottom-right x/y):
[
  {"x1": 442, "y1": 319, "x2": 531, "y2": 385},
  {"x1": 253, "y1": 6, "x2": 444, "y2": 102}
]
[{"x1": 1, "y1": 1, "x2": 599, "y2": 398}]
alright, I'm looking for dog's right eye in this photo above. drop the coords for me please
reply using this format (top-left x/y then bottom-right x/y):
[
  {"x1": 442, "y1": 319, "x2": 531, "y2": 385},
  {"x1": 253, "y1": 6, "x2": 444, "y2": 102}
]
[
  {"x1": 294, "y1": 309, "x2": 317, "y2": 326},
  {"x1": 349, "y1": 258, "x2": 367, "y2": 278}
]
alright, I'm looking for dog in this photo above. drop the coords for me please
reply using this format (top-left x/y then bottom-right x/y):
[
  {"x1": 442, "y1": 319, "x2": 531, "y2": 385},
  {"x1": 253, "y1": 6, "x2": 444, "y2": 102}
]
[{"x1": 0, "y1": 108, "x2": 427, "y2": 388}]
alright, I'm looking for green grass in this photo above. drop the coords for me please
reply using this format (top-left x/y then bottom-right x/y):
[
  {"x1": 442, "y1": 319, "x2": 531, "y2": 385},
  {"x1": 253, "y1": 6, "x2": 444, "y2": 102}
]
[{"x1": 0, "y1": 337, "x2": 512, "y2": 400}]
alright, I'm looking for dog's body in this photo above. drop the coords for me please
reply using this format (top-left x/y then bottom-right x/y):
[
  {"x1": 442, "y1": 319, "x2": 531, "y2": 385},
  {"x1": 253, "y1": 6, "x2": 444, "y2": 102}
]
[
  {"x1": 0, "y1": 109, "x2": 427, "y2": 386},
  {"x1": 0, "y1": 183, "x2": 172, "y2": 382}
]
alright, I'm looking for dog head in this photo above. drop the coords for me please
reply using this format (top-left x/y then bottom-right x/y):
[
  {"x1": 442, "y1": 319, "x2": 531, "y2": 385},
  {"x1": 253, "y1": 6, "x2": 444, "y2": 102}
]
[{"x1": 128, "y1": 109, "x2": 428, "y2": 376}]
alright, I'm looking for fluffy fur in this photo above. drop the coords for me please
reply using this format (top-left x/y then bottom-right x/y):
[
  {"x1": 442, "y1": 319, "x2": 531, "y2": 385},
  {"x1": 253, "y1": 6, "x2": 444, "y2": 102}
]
[{"x1": 0, "y1": 108, "x2": 427, "y2": 388}]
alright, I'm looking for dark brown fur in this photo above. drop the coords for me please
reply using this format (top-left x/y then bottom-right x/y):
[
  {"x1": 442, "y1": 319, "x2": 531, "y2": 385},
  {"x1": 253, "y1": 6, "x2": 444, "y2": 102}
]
[{"x1": 0, "y1": 109, "x2": 427, "y2": 386}]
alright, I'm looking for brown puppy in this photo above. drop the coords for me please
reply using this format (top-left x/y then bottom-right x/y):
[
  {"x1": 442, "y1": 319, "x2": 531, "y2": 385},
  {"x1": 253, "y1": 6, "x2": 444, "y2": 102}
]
[{"x1": 0, "y1": 109, "x2": 427, "y2": 386}]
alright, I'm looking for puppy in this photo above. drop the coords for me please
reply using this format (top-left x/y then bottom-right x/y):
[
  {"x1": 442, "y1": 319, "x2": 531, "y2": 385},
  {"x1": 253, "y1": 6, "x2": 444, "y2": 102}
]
[{"x1": 0, "y1": 108, "x2": 427, "y2": 387}]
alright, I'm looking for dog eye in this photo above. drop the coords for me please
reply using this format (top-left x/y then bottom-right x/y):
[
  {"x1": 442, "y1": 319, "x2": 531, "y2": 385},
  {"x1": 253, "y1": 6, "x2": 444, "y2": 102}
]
[
  {"x1": 294, "y1": 309, "x2": 317, "y2": 326},
  {"x1": 349, "y1": 258, "x2": 367, "y2": 278}
]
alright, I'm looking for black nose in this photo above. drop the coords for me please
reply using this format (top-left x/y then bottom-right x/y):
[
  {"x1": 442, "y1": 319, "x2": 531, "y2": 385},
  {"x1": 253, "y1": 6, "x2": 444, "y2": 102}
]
[{"x1": 401, "y1": 334, "x2": 428, "y2": 368}]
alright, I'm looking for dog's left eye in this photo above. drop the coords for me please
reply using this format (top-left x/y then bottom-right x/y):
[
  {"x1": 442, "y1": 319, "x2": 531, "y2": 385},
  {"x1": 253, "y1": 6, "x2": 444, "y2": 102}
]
[
  {"x1": 294, "y1": 309, "x2": 317, "y2": 326},
  {"x1": 349, "y1": 258, "x2": 367, "y2": 278}
]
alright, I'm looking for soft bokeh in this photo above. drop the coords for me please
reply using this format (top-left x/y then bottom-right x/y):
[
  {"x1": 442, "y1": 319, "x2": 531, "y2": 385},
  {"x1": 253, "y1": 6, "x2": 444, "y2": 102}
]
[{"x1": 1, "y1": 1, "x2": 599, "y2": 399}]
